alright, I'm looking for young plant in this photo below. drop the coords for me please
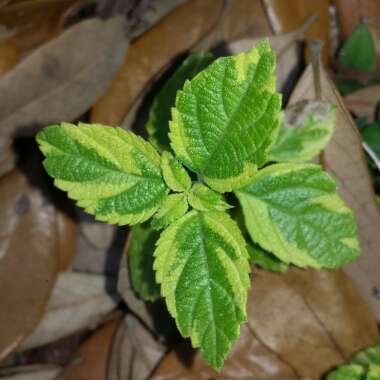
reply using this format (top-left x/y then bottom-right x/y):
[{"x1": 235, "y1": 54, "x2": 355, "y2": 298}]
[{"x1": 36, "y1": 41, "x2": 360, "y2": 370}]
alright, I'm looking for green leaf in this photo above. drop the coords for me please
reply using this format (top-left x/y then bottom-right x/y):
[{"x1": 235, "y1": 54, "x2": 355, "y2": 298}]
[
  {"x1": 247, "y1": 242, "x2": 288, "y2": 273},
  {"x1": 352, "y1": 339, "x2": 380, "y2": 368},
  {"x1": 151, "y1": 193, "x2": 188, "y2": 230},
  {"x1": 361, "y1": 123, "x2": 380, "y2": 157},
  {"x1": 147, "y1": 53, "x2": 214, "y2": 151},
  {"x1": 127, "y1": 223, "x2": 161, "y2": 301},
  {"x1": 367, "y1": 365, "x2": 380, "y2": 380},
  {"x1": 161, "y1": 151, "x2": 191, "y2": 192},
  {"x1": 36, "y1": 122, "x2": 169, "y2": 225},
  {"x1": 269, "y1": 100, "x2": 336, "y2": 163},
  {"x1": 154, "y1": 210, "x2": 250, "y2": 370},
  {"x1": 327, "y1": 364, "x2": 365, "y2": 380},
  {"x1": 236, "y1": 163, "x2": 360, "y2": 269},
  {"x1": 170, "y1": 40, "x2": 282, "y2": 193},
  {"x1": 188, "y1": 183, "x2": 231, "y2": 211},
  {"x1": 339, "y1": 23, "x2": 376, "y2": 73}
]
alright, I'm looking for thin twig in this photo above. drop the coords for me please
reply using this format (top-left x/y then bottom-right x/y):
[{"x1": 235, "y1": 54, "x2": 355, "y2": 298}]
[
  {"x1": 362, "y1": 142, "x2": 380, "y2": 171},
  {"x1": 310, "y1": 40, "x2": 323, "y2": 100}
]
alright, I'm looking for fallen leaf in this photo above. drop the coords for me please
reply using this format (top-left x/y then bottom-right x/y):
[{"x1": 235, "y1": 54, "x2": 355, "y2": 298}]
[
  {"x1": 0, "y1": 139, "x2": 15, "y2": 178},
  {"x1": 247, "y1": 268, "x2": 377, "y2": 380},
  {"x1": 288, "y1": 49, "x2": 380, "y2": 319},
  {"x1": 0, "y1": 40, "x2": 19, "y2": 177},
  {"x1": 0, "y1": 0, "x2": 84, "y2": 53},
  {"x1": 19, "y1": 272, "x2": 119, "y2": 351},
  {"x1": 108, "y1": 315, "x2": 166, "y2": 380},
  {"x1": 0, "y1": 41, "x2": 19, "y2": 75},
  {"x1": 64, "y1": 319, "x2": 121, "y2": 380},
  {"x1": 262, "y1": 0, "x2": 330, "y2": 63},
  {"x1": 0, "y1": 169, "x2": 58, "y2": 360},
  {"x1": 0, "y1": 365, "x2": 61, "y2": 380},
  {"x1": 152, "y1": 268, "x2": 377, "y2": 380},
  {"x1": 72, "y1": 208, "x2": 125, "y2": 276},
  {"x1": 344, "y1": 84, "x2": 380, "y2": 122},
  {"x1": 90, "y1": 0, "x2": 224, "y2": 126},
  {"x1": 0, "y1": 16, "x2": 128, "y2": 138},
  {"x1": 56, "y1": 207, "x2": 77, "y2": 272},
  {"x1": 223, "y1": 0, "x2": 272, "y2": 41}
]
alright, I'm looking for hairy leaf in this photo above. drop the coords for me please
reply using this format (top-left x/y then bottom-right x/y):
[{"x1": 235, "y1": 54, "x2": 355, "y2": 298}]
[
  {"x1": 236, "y1": 163, "x2": 360, "y2": 269},
  {"x1": 352, "y1": 338, "x2": 380, "y2": 367},
  {"x1": 154, "y1": 210, "x2": 250, "y2": 370},
  {"x1": 339, "y1": 23, "x2": 376, "y2": 73},
  {"x1": 367, "y1": 365, "x2": 380, "y2": 380},
  {"x1": 128, "y1": 223, "x2": 161, "y2": 301},
  {"x1": 36, "y1": 123, "x2": 169, "y2": 225},
  {"x1": 151, "y1": 193, "x2": 188, "y2": 230},
  {"x1": 147, "y1": 53, "x2": 214, "y2": 151},
  {"x1": 188, "y1": 183, "x2": 231, "y2": 212},
  {"x1": 161, "y1": 151, "x2": 191, "y2": 192},
  {"x1": 247, "y1": 242, "x2": 288, "y2": 273},
  {"x1": 270, "y1": 100, "x2": 335, "y2": 163},
  {"x1": 170, "y1": 40, "x2": 282, "y2": 192}
]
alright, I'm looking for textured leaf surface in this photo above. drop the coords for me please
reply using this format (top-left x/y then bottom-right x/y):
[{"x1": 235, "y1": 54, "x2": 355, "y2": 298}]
[
  {"x1": 151, "y1": 193, "x2": 188, "y2": 230},
  {"x1": 367, "y1": 365, "x2": 380, "y2": 380},
  {"x1": 170, "y1": 40, "x2": 282, "y2": 192},
  {"x1": 128, "y1": 223, "x2": 161, "y2": 301},
  {"x1": 270, "y1": 100, "x2": 335, "y2": 163},
  {"x1": 247, "y1": 242, "x2": 288, "y2": 273},
  {"x1": 154, "y1": 210, "x2": 250, "y2": 370},
  {"x1": 327, "y1": 364, "x2": 364, "y2": 380},
  {"x1": 37, "y1": 123, "x2": 169, "y2": 225},
  {"x1": 339, "y1": 23, "x2": 376, "y2": 73},
  {"x1": 352, "y1": 338, "x2": 380, "y2": 367},
  {"x1": 188, "y1": 183, "x2": 231, "y2": 211},
  {"x1": 236, "y1": 163, "x2": 360, "y2": 269},
  {"x1": 147, "y1": 53, "x2": 214, "y2": 151},
  {"x1": 161, "y1": 151, "x2": 191, "y2": 192}
]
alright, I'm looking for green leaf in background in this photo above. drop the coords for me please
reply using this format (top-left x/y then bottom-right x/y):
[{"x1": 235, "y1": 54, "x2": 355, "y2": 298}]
[
  {"x1": 37, "y1": 123, "x2": 169, "y2": 225},
  {"x1": 352, "y1": 338, "x2": 380, "y2": 368},
  {"x1": 128, "y1": 223, "x2": 161, "y2": 301},
  {"x1": 361, "y1": 123, "x2": 380, "y2": 157},
  {"x1": 151, "y1": 193, "x2": 188, "y2": 230},
  {"x1": 147, "y1": 52, "x2": 214, "y2": 151},
  {"x1": 170, "y1": 40, "x2": 282, "y2": 193},
  {"x1": 236, "y1": 163, "x2": 360, "y2": 269},
  {"x1": 327, "y1": 339, "x2": 380, "y2": 379},
  {"x1": 269, "y1": 100, "x2": 335, "y2": 163},
  {"x1": 161, "y1": 151, "x2": 191, "y2": 192},
  {"x1": 154, "y1": 210, "x2": 250, "y2": 370},
  {"x1": 339, "y1": 23, "x2": 376, "y2": 73},
  {"x1": 327, "y1": 364, "x2": 365, "y2": 380},
  {"x1": 188, "y1": 183, "x2": 231, "y2": 211},
  {"x1": 367, "y1": 365, "x2": 380, "y2": 380},
  {"x1": 247, "y1": 242, "x2": 288, "y2": 273}
]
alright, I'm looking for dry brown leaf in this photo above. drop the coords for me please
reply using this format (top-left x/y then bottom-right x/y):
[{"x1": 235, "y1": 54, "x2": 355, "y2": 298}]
[
  {"x1": 19, "y1": 272, "x2": 119, "y2": 351},
  {"x1": 0, "y1": 41, "x2": 19, "y2": 75},
  {"x1": 64, "y1": 319, "x2": 121, "y2": 380},
  {"x1": 344, "y1": 84, "x2": 380, "y2": 122},
  {"x1": 288, "y1": 57, "x2": 380, "y2": 319},
  {"x1": 108, "y1": 315, "x2": 166, "y2": 380},
  {"x1": 90, "y1": 0, "x2": 224, "y2": 126},
  {"x1": 0, "y1": 138, "x2": 15, "y2": 178},
  {"x1": 0, "y1": 169, "x2": 58, "y2": 360},
  {"x1": 223, "y1": 0, "x2": 272, "y2": 41},
  {"x1": 0, "y1": 16, "x2": 128, "y2": 138},
  {"x1": 0, "y1": 365, "x2": 61, "y2": 380},
  {"x1": 56, "y1": 208, "x2": 77, "y2": 272},
  {"x1": 152, "y1": 268, "x2": 377, "y2": 380},
  {"x1": 0, "y1": 0, "x2": 84, "y2": 53},
  {"x1": 263, "y1": 0, "x2": 330, "y2": 63}
]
